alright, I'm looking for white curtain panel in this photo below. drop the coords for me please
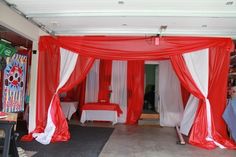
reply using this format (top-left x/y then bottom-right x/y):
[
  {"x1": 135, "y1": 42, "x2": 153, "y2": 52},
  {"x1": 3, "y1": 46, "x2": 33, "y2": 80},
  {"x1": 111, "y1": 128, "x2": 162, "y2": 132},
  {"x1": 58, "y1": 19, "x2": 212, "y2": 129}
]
[
  {"x1": 183, "y1": 48, "x2": 224, "y2": 148},
  {"x1": 180, "y1": 94, "x2": 199, "y2": 135},
  {"x1": 181, "y1": 49, "x2": 208, "y2": 136},
  {"x1": 33, "y1": 48, "x2": 78, "y2": 145},
  {"x1": 85, "y1": 59, "x2": 100, "y2": 103},
  {"x1": 110, "y1": 61, "x2": 127, "y2": 123},
  {"x1": 159, "y1": 60, "x2": 184, "y2": 127}
]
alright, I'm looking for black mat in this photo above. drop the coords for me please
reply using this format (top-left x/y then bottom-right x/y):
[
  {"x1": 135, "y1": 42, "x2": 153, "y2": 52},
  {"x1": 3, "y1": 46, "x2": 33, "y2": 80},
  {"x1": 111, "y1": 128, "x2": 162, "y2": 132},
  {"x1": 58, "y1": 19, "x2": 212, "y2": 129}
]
[{"x1": 17, "y1": 124, "x2": 114, "y2": 157}]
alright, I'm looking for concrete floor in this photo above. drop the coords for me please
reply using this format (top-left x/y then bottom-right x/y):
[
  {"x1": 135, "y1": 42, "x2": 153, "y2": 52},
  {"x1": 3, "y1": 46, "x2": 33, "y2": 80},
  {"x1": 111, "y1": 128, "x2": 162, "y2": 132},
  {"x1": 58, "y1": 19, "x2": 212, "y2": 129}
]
[
  {"x1": 26, "y1": 120, "x2": 234, "y2": 157},
  {"x1": 99, "y1": 124, "x2": 236, "y2": 157}
]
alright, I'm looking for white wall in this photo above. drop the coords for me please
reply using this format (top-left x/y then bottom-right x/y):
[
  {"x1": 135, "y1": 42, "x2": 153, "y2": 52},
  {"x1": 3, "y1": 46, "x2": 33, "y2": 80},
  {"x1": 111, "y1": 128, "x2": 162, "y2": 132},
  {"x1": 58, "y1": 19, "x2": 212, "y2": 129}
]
[
  {"x1": 28, "y1": 42, "x2": 38, "y2": 132},
  {"x1": 0, "y1": 3, "x2": 47, "y2": 132},
  {"x1": 0, "y1": 3, "x2": 46, "y2": 40}
]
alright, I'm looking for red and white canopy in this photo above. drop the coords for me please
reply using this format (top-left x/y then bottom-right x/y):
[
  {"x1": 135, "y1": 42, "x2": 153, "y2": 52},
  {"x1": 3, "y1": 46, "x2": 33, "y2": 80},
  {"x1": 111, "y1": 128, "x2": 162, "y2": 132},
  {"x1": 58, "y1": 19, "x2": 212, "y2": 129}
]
[{"x1": 22, "y1": 36, "x2": 235, "y2": 149}]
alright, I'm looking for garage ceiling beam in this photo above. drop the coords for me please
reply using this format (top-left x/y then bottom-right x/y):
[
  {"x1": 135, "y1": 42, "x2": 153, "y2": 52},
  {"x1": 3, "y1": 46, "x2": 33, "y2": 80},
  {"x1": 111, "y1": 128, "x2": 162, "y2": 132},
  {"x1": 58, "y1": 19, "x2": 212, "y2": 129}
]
[
  {"x1": 0, "y1": 0, "x2": 55, "y2": 36},
  {"x1": 26, "y1": 11, "x2": 236, "y2": 18},
  {"x1": 54, "y1": 29, "x2": 236, "y2": 39}
]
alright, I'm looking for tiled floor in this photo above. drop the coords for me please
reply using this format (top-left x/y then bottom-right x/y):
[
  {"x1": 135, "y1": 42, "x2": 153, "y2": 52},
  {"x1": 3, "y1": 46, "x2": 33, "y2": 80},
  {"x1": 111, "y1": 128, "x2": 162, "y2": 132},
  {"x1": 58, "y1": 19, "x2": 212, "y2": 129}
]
[{"x1": 98, "y1": 124, "x2": 236, "y2": 157}]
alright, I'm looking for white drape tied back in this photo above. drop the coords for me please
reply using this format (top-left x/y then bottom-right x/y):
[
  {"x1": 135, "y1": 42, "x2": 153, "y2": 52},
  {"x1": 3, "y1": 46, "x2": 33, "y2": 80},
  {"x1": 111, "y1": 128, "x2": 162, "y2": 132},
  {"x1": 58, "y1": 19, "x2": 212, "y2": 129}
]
[
  {"x1": 33, "y1": 48, "x2": 78, "y2": 145},
  {"x1": 181, "y1": 48, "x2": 225, "y2": 149}
]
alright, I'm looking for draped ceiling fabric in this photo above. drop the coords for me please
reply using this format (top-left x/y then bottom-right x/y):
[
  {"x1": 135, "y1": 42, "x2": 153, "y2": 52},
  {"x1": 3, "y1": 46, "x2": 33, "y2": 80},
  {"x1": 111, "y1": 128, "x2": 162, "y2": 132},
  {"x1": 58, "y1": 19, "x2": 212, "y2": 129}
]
[{"x1": 28, "y1": 36, "x2": 235, "y2": 149}]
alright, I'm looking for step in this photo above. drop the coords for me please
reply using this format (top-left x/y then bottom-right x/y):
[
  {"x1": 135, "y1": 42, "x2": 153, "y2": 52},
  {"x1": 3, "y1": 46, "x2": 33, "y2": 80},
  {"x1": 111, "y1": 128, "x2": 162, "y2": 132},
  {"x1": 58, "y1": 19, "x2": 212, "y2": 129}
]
[
  {"x1": 140, "y1": 113, "x2": 159, "y2": 120},
  {"x1": 139, "y1": 113, "x2": 160, "y2": 125},
  {"x1": 138, "y1": 119, "x2": 160, "y2": 125}
]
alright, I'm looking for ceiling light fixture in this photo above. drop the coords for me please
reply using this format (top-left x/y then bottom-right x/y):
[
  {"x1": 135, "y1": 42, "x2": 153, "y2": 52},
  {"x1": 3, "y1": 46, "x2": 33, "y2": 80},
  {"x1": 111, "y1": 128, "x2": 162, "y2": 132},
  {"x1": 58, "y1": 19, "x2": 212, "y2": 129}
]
[
  {"x1": 159, "y1": 25, "x2": 167, "y2": 36},
  {"x1": 122, "y1": 24, "x2": 127, "y2": 26},
  {"x1": 201, "y1": 24, "x2": 207, "y2": 28},
  {"x1": 51, "y1": 21, "x2": 59, "y2": 28},
  {"x1": 225, "y1": 1, "x2": 234, "y2": 5},
  {"x1": 147, "y1": 25, "x2": 167, "y2": 46},
  {"x1": 118, "y1": 1, "x2": 124, "y2": 5}
]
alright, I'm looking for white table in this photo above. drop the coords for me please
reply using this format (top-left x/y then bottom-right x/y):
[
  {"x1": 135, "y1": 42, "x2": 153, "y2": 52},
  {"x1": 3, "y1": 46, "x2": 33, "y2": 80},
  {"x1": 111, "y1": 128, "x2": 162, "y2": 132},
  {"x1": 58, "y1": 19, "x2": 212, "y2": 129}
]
[
  {"x1": 80, "y1": 110, "x2": 118, "y2": 125},
  {"x1": 60, "y1": 101, "x2": 78, "y2": 120}
]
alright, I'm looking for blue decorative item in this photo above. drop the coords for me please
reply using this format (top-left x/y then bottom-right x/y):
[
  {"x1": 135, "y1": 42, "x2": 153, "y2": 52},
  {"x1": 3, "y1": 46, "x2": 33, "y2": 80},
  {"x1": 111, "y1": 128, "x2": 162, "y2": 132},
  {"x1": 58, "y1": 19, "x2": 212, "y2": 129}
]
[
  {"x1": 2, "y1": 54, "x2": 27, "y2": 112},
  {"x1": 223, "y1": 98, "x2": 236, "y2": 142}
]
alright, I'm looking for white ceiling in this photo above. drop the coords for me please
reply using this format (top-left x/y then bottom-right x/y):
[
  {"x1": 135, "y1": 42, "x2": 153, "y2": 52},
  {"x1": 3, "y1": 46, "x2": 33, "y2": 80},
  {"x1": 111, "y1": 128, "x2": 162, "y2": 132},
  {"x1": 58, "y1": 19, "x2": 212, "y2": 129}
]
[{"x1": 3, "y1": 0, "x2": 236, "y2": 38}]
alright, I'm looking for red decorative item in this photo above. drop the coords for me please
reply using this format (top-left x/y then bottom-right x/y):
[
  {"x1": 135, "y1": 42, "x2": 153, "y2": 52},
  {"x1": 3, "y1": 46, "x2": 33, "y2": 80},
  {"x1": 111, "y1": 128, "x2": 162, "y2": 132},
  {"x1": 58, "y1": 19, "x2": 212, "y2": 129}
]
[{"x1": 82, "y1": 102, "x2": 123, "y2": 117}]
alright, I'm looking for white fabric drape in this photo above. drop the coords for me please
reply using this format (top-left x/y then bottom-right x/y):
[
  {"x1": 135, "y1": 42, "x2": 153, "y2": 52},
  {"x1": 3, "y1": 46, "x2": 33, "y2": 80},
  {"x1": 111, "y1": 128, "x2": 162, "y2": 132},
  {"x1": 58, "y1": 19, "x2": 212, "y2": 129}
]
[
  {"x1": 110, "y1": 61, "x2": 127, "y2": 123},
  {"x1": 180, "y1": 94, "x2": 199, "y2": 135},
  {"x1": 85, "y1": 59, "x2": 100, "y2": 103},
  {"x1": 181, "y1": 49, "x2": 208, "y2": 136},
  {"x1": 33, "y1": 48, "x2": 78, "y2": 145},
  {"x1": 159, "y1": 60, "x2": 184, "y2": 127},
  {"x1": 182, "y1": 48, "x2": 224, "y2": 148}
]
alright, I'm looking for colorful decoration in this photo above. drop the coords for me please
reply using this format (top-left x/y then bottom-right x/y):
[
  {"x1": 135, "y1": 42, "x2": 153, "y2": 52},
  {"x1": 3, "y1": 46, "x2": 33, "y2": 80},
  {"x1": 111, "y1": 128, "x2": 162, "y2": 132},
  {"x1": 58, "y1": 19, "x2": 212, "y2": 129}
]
[
  {"x1": 0, "y1": 40, "x2": 16, "y2": 57},
  {"x1": 2, "y1": 54, "x2": 27, "y2": 112}
]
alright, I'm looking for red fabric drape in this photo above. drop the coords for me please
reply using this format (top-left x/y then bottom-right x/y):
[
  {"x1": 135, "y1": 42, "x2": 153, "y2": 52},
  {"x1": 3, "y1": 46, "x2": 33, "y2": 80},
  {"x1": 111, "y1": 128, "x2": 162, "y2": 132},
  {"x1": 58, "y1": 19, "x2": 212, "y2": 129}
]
[
  {"x1": 77, "y1": 79, "x2": 87, "y2": 112},
  {"x1": 189, "y1": 45, "x2": 236, "y2": 149},
  {"x1": 48, "y1": 36, "x2": 233, "y2": 60},
  {"x1": 21, "y1": 39, "x2": 61, "y2": 141},
  {"x1": 170, "y1": 54, "x2": 215, "y2": 149},
  {"x1": 62, "y1": 81, "x2": 86, "y2": 118},
  {"x1": 64, "y1": 85, "x2": 79, "y2": 101},
  {"x1": 35, "y1": 38, "x2": 61, "y2": 135},
  {"x1": 207, "y1": 46, "x2": 236, "y2": 148},
  {"x1": 180, "y1": 84, "x2": 190, "y2": 108},
  {"x1": 50, "y1": 54, "x2": 94, "y2": 142},
  {"x1": 208, "y1": 47, "x2": 230, "y2": 137},
  {"x1": 126, "y1": 61, "x2": 144, "y2": 124},
  {"x1": 170, "y1": 55, "x2": 203, "y2": 99},
  {"x1": 21, "y1": 38, "x2": 95, "y2": 142},
  {"x1": 98, "y1": 60, "x2": 112, "y2": 102},
  {"x1": 25, "y1": 36, "x2": 235, "y2": 148},
  {"x1": 171, "y1": 53, "x2": 236, "y2": 149}
]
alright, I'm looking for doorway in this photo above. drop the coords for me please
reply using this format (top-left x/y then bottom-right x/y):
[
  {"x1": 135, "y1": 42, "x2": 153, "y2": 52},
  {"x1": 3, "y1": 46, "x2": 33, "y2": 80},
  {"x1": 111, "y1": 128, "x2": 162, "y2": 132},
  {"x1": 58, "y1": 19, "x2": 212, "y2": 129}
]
[{"x1": 143, "y1": 64, "x2": 159, "y2": 114}]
